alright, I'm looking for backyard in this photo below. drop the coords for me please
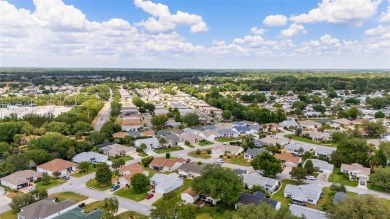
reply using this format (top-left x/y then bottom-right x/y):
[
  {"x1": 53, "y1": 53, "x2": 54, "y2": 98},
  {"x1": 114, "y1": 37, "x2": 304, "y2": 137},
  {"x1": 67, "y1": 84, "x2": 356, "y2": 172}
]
[{"x1": 36, "y1": 177, "x2": 66, "y2": 190}]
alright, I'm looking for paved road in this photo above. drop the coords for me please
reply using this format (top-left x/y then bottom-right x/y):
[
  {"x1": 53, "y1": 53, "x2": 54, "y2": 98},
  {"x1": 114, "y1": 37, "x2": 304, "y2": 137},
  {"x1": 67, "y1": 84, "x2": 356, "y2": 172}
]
[
  {"x1": 0, "y1": 195, "x2": 11, "y2": 214},
  {"x1": 94, "y1": 89, "x2": 113, "y2": 131},
  {"x1": 48, "y1": 173, "x2": 152, "y2": 216}
]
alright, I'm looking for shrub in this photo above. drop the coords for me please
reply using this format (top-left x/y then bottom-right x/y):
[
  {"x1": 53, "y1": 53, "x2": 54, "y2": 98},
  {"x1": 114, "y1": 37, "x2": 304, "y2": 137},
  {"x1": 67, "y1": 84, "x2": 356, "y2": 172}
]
[
  {"x1": 141, "y1": 156, "x2": 154, "y2": 167},
  {"x1": 195, "y1": 149, "x2": 201, "y2": 155}
]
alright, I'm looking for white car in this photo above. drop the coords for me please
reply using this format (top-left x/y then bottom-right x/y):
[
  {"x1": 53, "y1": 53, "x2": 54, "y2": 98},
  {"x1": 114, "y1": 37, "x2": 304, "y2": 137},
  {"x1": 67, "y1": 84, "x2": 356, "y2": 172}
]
[
  {"x1": 215, "y1": 159, "x2": 224, "y2": 164},
  {"x1": 306, "y1": 175, "x2": 316, "y2": 180},
  {"x1": 29, "y1": 186, "x2": 36, "y2": 191}
]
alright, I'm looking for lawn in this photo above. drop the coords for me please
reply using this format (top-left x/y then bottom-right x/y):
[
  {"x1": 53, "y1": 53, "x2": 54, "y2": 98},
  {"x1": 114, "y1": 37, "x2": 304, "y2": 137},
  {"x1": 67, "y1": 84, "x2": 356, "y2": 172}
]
[
  {"x1": 217, "y1": 137, "x2": 238, "y2": 143},
  {"x1": 271, "y1": 179, "x2": 303, "y2": 208},
  {"x1": 195, "y1": 204, "x2": 230, "y2": 219},
  {"x1": 138, "y1": 151, "x2": 148, "y2": 157},
  {"x1": 223, "y1": 154, "x2": 250, "y2": 167},
  {"x1": 72, "y1": 164, "x2": 96, "y2": 178},
  {"x1": 0, "y1": 210, "x2": 16, "y2": 219},
  {"x1": 306, "y1": 187, "x2": 335, "y2": 211},
  {"x1": 155, "y1": 147, "x2": 184, "y2": 154},
  {"x1": 50, "y1": 192, "x2": 88, "y2": 202},
  {"x1": 188, "y1": 150, "x2": 211, "y2": 159},
  {"x1": 114, "y1": 186, "x2": 150, "y2": 201},
  {"x1": 153, "y1": 179, "x2": 192, "y2": 207},
  {"x1": 36, "y1": 178, "x2": 66, "y2": 190},
  {"x1": 198, "y1": 140, "x2": 214, "y2": 146},
  {"x1": 109, "y1": 156, "x2": 133, "y2": 162},
  {"x1": 84, "y1": 201, "x2": 104, "y2": 213},
  {"x1": 116, "y1": 211, "x2": 148, "y2": 219},
  {"x1": 185, "y1": 143, "x2": 195, "y2": 148},
  {"x1": 284, "y1": 134, "x2": 338, "y2": 147},
  {"x1": 328, "y1": 168, "x2": 358, "y2": 187},
  {"x1": 367, "y1": 182, "x2": 387, "y2": 192},
  {"x1": 86, "y1": 179, "x2": 112, "y2": 191}
]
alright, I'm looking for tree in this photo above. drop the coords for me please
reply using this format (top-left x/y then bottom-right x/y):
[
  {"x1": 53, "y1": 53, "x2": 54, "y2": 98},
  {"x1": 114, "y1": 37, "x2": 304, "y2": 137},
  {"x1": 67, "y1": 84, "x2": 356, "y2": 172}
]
[
  {"x1": 331, "y1": 138, "x2": 370, "y2": 167},
  {"x1": 329, "y1": 195, "x2": 390, "y2": 219},
  {"x1": 225, "y1": 203, "x2": 301, "y2": 219},
  {"x1": 41, "y1": 172, "x2": 50, "y2": 185},
  {"x1": 250, "y1": 152, "x2": 282, "y2": 178},
  {"x1": 151, "y1": 115, "x2": 168, "y2": 129},
  {"x1": 32, "y1": 188, "x2": 48, "y2": 200},
  {"x1": 78, "y1": 161, "x2": 90, "y2": 173},
  {"x1": 140, "y1": 143, "x2": 147, "y2": 151},
  {"x1": 195, "y1": 149, "x2": 201, "y2": 155},
  {"x1": 380, "y1": 142, "x2": 390, "y2": 160},
  {"x1": 182, "y1": 113, "x2": 200, "y2": 127},
  {"x1": 363, "y1": 120, "x2": 386, "y2": 137},
  {"x1": 9, "y1": 193, "x2": 34, "y2": 211},
  {"x1": 103, "y1": 197, "x2": 119, "y2": 214},
  {"x1": 165, "y1": 153, "x2": 170, "y2": 159},
  {"x1": 72, "y1": 121, "x2": 93, "y2": 134},
  {"x1": 67, "y1": 147, "x2": 76, "y2": 160},
  {"x1": 289, "y1": 167, "x2": 307, "y2": 184},
  {"x1": 370, "y1": 167, "x2": 390, "y2": 190},
  {"x1": 151, "y1": 200, "x2": 196, "y2": 219},
  {"x1": 132, "y1": 97, "x2": 144, "y2": 108},
  {"x1": 141, "y1": 156, "x2": 154, "y2": 167},
  {"x1": 304, "y1": 159, "x2": 315, "y2": 175},
  {"x1": 143, "y1": 103, "x2": 155, "y2": 112},
  {"x1": 313, "y1": 104, "x2": 326, "y2": 114},
  {"x1": 101, "y1": 211, "x2": 115, "y2": 219},
  {"x1": 222, "y1": 110, "x2": 232, "y2": 120},
  {"x1": 159, "y1": 137, "x2": 167, "y2": 147},
  {"x1": 53, "y1": 171, "x2": 61, "y2": 178},
  {"x1": 192, "y1": 164, "x2": 244, "y2": 206},
  {"x1": 96, "y1": 163, "x2": 112, "y2": 186},
  {"x1": 130, "y1": 173, "x2": 149, "y2": 193},
  {"x1": 375, "y1": 111, "x2": 386, "y2": 118}
]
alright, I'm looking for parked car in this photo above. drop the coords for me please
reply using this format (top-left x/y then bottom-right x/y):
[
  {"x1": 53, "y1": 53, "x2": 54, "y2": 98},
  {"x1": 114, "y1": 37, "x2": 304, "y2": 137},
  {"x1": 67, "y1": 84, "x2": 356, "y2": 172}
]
[
  {"x1": 306, "y1": 175, "x2": 316, "y2": 180},
  {"x1": 215, "y1": 159, "x2": 224, "y2": 164},
  {"x1": 29, "y1": 186, "x2": 36, "y2": 191},
  {"x1": 110, "y1": 184, "x2": 120, "y2": 192},
  {"x1": 62, "y1": 175, "x2": 70, "y2": 180},
  {"x1": 146, "y1": 193, "x2": 154, "y2": 199},
  {"x1": 186, "y1": 159, "x2": 191, "y2": 163}
]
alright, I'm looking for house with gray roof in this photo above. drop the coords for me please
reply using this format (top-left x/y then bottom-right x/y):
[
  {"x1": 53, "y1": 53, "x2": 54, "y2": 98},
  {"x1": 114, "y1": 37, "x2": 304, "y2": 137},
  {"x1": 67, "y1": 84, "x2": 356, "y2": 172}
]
[
  {"x1": 134, "y1": 137, "x2": 160, "y2": 150},
  {"x1": 304, "y1": 159, "x2": 334, "y2": 174},
  {"x1": 244, "y1": 148, "x2": 269, "y2": 160},
  {"x1": 235, "y1": 192, "x2": 281, "y2": 210},
  {"x1": 243, "y1": 173, "x2": 280, "y2": 194},
  {"x1": 100, "y1": 143, "x2": 136, "y2": 157},
  {"x1": 285, "y1": 142, "x2": 313, "y2": 155},
  {"x1": 18, "y1": 198, "x2": 78, "y2": 219},
  {"x1": 217, "y1": 129, "x2": 239, "y2": 138},
  {"x1": 1, "y1": 170, "x2": 42, "y2": 190},
  {"x1": 314, "y1": 146, "x2": 336, "y2": 158},
  {"x1": 289, "y1": 204, "x2": 327, "y2": 219},
  {"x1": 150, "y1": 173, "x2": 183, "y2": 194},
  {"x1": 279, "y1": 119, "x2": 298, "y2": 129},
  {"x1": 333, "y1": 192, "x2": 347, "y2": 204},
  {"x1": 284, "y1": 184, "x2": 322, "y2": 205},
  {"x1": 178, "y1": 163, "x2": 204, "y2": 178},
  {"x1": 72, "y1": 152, "x2": 108, "y2": 164}
]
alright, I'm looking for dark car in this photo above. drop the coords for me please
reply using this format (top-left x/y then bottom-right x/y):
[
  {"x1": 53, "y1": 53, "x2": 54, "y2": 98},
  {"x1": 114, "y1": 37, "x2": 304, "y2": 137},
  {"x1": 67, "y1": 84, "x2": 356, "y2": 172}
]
[
  {"x1": 146, "y1": 193, "x2": 154, "y2": 199},
  {"x1": 186, "y1": 159, "x2": 191, "y2": 163},
  {"x1": 62, "y1": 175, "x2": 70, "y2": 180},
  {"x1": 110, "y1": 184, "x2": 120, "y2": 192}
]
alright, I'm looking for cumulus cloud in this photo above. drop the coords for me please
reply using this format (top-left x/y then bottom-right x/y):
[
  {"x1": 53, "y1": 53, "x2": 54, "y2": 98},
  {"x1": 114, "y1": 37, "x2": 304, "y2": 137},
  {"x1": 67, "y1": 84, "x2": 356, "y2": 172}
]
[
  {"x1": 263, "y1": 14, "x2": 288, "y2": 26},
  {"x1": 134, "y1": 0, "x2": 208, "y2": 33},
  {"x1": 280, "y1": 24, "x2": 306, "y2": 37},
  {"x1": 379, "y1": 6, "x2": 390, "y2": 22},
  {"x1": 290, "y1": 0, "x2": 382, "y2": 26},
  {"x1": 250, "y1": 27, "x2": 266, "y2": 35}
]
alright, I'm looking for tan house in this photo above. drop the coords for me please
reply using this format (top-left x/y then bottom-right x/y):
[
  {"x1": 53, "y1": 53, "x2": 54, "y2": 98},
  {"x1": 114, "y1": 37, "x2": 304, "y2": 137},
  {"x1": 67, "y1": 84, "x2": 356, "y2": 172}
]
[
  {"x1": 119, "y1": 163, "x2": 149, "y2": 184},
  {"x1": 150, "y1": 157, "x2": 186, "y2": 172},
  {"x1": 0, "y1": 170, "x2": 42, "y2": 190},
  {"x1": 37, "y1": 159, "x2": 78, "y2": 176},
  {"x1": 274, "y1": 153, "x2": 301, "y2": 167},
  {"x1": 341, "y1": 163, "x2": 371, "y2": 185}
]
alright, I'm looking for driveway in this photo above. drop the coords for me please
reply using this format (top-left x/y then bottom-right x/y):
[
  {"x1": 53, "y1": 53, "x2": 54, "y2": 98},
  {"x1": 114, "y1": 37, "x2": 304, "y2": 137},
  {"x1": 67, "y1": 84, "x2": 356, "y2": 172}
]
[
  {"x1": 139, "y1": 193, "x2": 163, "y2": 206},
  {"x1": 0, "y1": 195, "x2": 11, "y2": 214}
]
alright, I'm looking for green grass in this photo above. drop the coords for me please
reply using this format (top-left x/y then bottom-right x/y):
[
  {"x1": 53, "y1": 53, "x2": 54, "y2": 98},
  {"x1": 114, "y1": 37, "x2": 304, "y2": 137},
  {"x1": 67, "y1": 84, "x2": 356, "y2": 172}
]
[
  {"x1": 109, "y1": 156, "x2": 133, "y2": 162},
  {"x1": 84, "y1": 201, "x2": 104, "y2": 213},
  {"x1": 223, "y1": 154, "x2": 250, "y2": 166},
  {"x1": 217, "y1": 137, "x2": 238, "y2": 143},
  {"x1": 0, "y1": 210, "x2": 16, "y2": 219},
  {"x1": 307, "y1": 187, "x2": 335, "y2": 211},
  {"x1": 114, "y1": 186, "x2": 150, "y2": 201},
  {"x1": 195, "y1": 204, "x2": 230, "y2": 219},
  {"x1": 138, "y1": 151, "x2": 148, "y2": 157},
  {"x1": 115, "y1": 211, "x2": 148, "y2": 219},
  {"x1": 86, "y1": 179, "x2": 113, "y2": 191},
  {"x1": 36, "y1": 178, "x2": 65, "y2": 190},
  {"x1": 155, "y1": 147, "x2": 184, "y2": 154},
  {"x1": 328, "y1": 168, "x2": 358, "y2": 187},
  {"x1": 153, "y1": 179, "x2": 192, "y2": 207},
  {"x1": 50, "y1": 192, "x2": 88, "y2": 202},
  {"x1": 271, "y1": 179, "x2": 303, "y2": 208},
  {"x1": 367, "y1": 182, "x2": 387, "y2": 192},
  {"x1": 188, "y1": 150, "x2": 211, "y2": 159},
  {"x1": 198, "y1": 140, "x2": 214, "y2": 146},
  {"x1": 185, "y1": 143, "x2": 195, "y2": 148},
  {"x1": 72, "y1": 164, "x2": 96, "y2": 178},
  {"x1": 284, "y1": 134, "x2": 338, "y2": 147}
]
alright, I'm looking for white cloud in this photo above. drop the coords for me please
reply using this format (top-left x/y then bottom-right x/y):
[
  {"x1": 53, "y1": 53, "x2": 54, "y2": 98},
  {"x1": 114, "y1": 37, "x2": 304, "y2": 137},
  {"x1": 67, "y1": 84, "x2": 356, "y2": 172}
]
[
  {"x1": 134, "y1": 0, "x2": 208, "y2": 33},
  {"x1": 250, "y1": 27, "x2": 266, "y2": 35},
  {"x1": 379, "y1": 6, "x2": 390, "y2": 22},
  {"x1": 263, "y1": 14, "x2": 288, "y2": 26},
  {"x1": 365, "y1": 25, "x2": 390, "y2": 38},
  {"x1": 280, "y1": 24, "x2": 306, "y2": 37},
  {"x1": 291, "y1": 0, "x2": 382, "y2": 26}
]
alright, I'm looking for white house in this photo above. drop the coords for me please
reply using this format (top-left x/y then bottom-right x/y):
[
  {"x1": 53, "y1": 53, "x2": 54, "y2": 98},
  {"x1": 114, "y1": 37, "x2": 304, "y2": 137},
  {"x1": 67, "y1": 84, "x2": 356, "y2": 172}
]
[
  {"x1": 150, "y1": 173, "x2": 184, "y2": 194},
  {"x1": 181, "y1": 187, "x2": 199, "y2": 204},
  {"x1": 36, "y1": 159, "x2": 78, "y2": 176},
  {"x1": 0, "y1": 170, "x2": 42, "y2": 190},
  {"x1": 314, "y1": 146, "x2": 336, "y2": 158},
  {"x1": 134, "y1": 137, "x2": 160, "y2": 150},
  {"x1": 211, "y1": 145, "x2": 244, "y2": 156},
  {"x1": 243, "y1": 173, "x2": 280, "y2": 194},
  {"x1": 72, "y1": 152, "x2": 109, "y2": 164},
  {"x1": 284, "y1": 184, "x2": 322, "y2": 205},
  {"x1": 341, "y1": 163, "x2": 371, "y2": 185},
  {"x1": 285, "y1": 142, "x2": 313, "y2": 155},
  {"x1": 305, "y1": 159, "x2": 334, "y2": 174}
]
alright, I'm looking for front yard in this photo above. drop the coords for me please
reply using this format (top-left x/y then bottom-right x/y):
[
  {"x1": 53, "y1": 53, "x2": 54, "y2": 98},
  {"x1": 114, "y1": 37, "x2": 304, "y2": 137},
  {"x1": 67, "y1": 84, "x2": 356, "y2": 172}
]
[
  {"x1": 284, "y1": 134, "x2": 338, "y2": 147},
  {"x1": 328, "y1": 168, "x2": 358, "y2": 187},
  {"x1": 50, "y1": 192, "x2": 88, "y2": 202},
  {"x1": 198, "y1": 140, "x2": 214, "y2": 146},
  {"x1": 109, "y1": 156, "x2": 134, "y2": 162},
  {"x1": 116, "y1": 211, "x2": 149, "y2": 219},
  {"x1": 152, "y1": 179, "x2": 192, "y2": 207},
  {"x1": 114, "y1": 186, "x2": 150, "y2": 202},
  {"x1": 155, "y1": 146, "x2": 184, "y2": 154},
  {"x1": 188, "y1": 149, "x2": 212, "y2": 159},
  {"x1": 36, "y1": 177, "x2": 66, "y2": 190},
  {"x1": 223, "y1": 154, "x2": 250, "y2": 166},
  {"x1": 86, "y1": 179, "x2": 113, "y2": 191},
  {"x1": 84, "y1": 201, "x2": 104, "y2": 213},
  {"x1": 217, "y1": 137, "x2": 238, "y2": 143},
  {"x1": 271, "y1": 179, "x2": 302, "y2": 207},
  {"x1": 72, "y1": 163, "x2": 96, "y2": 178}
]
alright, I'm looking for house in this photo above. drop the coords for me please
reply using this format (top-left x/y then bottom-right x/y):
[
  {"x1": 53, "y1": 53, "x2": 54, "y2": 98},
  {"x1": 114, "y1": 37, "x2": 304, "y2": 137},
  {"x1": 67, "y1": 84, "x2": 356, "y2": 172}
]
[
  {"x1": 243, "y1": 173, "x2": 280, "y2": 194},
  {"x1": 37, "y1": 159, "x2": 77, "y2": 176},
  {"x1": 244, "y1": 148, "x2": 269, "y2": 161},
  {"x1": 263, "y1": 123, "x2": 281, "y2": 132},
  {"x1": 180, "y1": 133, "x2": 200, "y2": 145},
  {"x1": 382, "y1": 132, "x2": 390, "y2": 142},
  {"x1": 100, "y1": 143, "x2": 136, "y2": 157},
  {"x1": 314, "y1": 146, "x2": 336, "y2": 158},
  {"x1": 0, "y1": 170, "x2": 42, "y2": 190},
  {"x1": 163, "y1": 134, "x2": 184, "y2": 147},
  {"x1": 279, "y1": 119, "x2": 298, "y2": 129},
  {"x1": 113, "y1": 132, "x2": 128, "y2": 139},
  {"x1": 299, "y1": 120, "x2": 322, "y2": 129},
  {"x1": 198, "y1": 130, "x2": 219, "y2": 141},
  {"x1": 17, "y1": 198, "x2": 78, "y2": 219},
  {"x1": 51, "y1": 207, "x2": 103, "y2": 219},
  {"x1": 284, "y1": 184, "x2": 322, "y2": 205},
  {"x1": 289, "y1": 204, "x2": 327, "y2": 219},
  {"x1": 178, "y1": 163, "x2": 204, "y2": 178},
  {"x1": 332, "y1": 118, "x2": 352, "y2": 126},
  {"x1": 211, "y1": 145, "x2": 244, "y2": 156},
  {"x1": 217, "y1": 129, "x2": 239, "y2": 138},
  {"x1": 134, "y1": 137, "x2": 160, "y2": 150},
  {"x1": 119, "y1": 163, "x2": 149, "y2": 184},
  {"x1": 150, "y1": 157, "x2": 186, "y2": 172},
  {"x1": 259, "y1": 136, "x2": 289, "y2": 146},
  {"x1": 285, "y1": 142, "x2": 313, "y2": 155},
  {"x1": 341, "y1": 163, "x2": 371, "y2": 185},
  {"x1": 235, "y1": 192, "x2": 281, "y2": 210},
  {"x1": 181, "y1": 186, "x2": 199, "y2": 204},
  {"x1": 274, "y1": 153, "x2": 301, "y2": 167},
  {"x1": 122, "y1": 118, "x2": 142, "y2": 131},
  {"x1": 72, "y1": 152, "x2": 109, "y2": 164},
  {"x1": 304, "y1": 159, "x2": 334, "y2": 174},
  {"x1": 333, "y1": 192, "x2": 347, "y2": 204},
  {"x1": 232, "y1": 126, "x2": 252, "y2": 135},
  {"x1": 150, "y1": 173, "x2": 184, "y2": 194},
  {"x1": 303, "y1": 131, "x2": 331, "y2": 142}
]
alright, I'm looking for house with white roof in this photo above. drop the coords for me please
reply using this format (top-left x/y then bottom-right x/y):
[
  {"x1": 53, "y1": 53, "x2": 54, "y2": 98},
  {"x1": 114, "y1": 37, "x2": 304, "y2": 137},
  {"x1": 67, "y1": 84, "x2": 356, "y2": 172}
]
[
  {"x1": 134, "y1": 137, "x2": 160, "y2": 150},
  {"x1": 72, "y1": 152, "x2": 108, "y2": 164},
  {"x1": 304, "y1": 159, "x2": 334, "y2": 174},
  {"x1": 289, "y1": 204, "x2": 327, "y2": 219},
  {"x1": 314, "y1": 146, "x2": 336, "y2": 158},
  {"x1": 285, "y1": 142, "x2": 313, "y2": 155},
  {"x1": 211, "y1": 145, "x2": 244, "y2": 156},
  {"x1": 243, "y1": 173, "x2": 280, "y2": 194},
  {"x1": 150, "y1": 173, "x2": 183, "y2": 194},
  {"x1": 341, "y1": 163, "x2": 371, "y2": 185},
  {"x1": 284, "y1": 184, "x2": 322, "y2": 205}
]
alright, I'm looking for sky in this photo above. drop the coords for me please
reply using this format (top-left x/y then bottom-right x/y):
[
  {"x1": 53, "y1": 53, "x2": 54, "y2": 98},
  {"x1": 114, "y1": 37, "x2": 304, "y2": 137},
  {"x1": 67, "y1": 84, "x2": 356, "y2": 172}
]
[{"x1": 0, "y1": 0, "x2": 390, "y2": 69}]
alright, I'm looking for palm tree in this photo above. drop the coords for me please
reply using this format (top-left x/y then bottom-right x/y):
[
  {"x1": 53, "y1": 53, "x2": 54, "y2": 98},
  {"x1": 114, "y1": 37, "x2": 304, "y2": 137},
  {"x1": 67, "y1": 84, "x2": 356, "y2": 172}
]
[
  {"x1": 159, "y1": 137, "x2": 167, "y2": 147},
  {"x1": 103, "y1": 197, "x2": 119, "y2": 214},
  {"x1": 101, "y1": 211, "x2": 115, "y2": 219}
]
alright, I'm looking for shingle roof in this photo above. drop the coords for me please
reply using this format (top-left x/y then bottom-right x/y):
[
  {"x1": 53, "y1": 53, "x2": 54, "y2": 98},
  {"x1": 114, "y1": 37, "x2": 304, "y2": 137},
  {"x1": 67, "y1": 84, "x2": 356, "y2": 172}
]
[
  {"x1": 37, "y1": 159, "x2": 77, "y2": 172},
  {"x1": 289, "y1": 204, "x2": 327, "y2": 219},
  {"x1": 19, "y1": 198, "x2": 77, "y2": 219},
  {"x1": 236, "y1": 192, "x2": 279, "y2": 209}
]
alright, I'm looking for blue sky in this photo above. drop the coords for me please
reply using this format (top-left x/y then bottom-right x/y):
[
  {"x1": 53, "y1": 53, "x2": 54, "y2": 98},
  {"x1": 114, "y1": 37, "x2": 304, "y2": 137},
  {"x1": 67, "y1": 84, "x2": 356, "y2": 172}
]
[{"x1": 1, "y1": 0, "x2": 390, "y2": 68}]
